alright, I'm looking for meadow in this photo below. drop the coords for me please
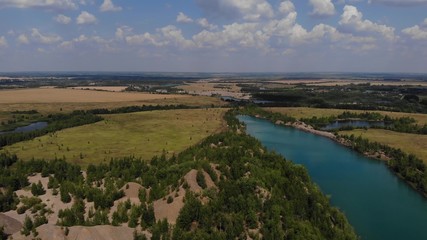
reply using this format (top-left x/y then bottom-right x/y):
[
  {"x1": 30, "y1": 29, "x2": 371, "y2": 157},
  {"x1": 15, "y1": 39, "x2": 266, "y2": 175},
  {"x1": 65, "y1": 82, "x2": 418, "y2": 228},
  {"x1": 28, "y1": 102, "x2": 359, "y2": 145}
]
[
  {"x1": 266, "y1": 107, "x2": 427, "y2": 125},
  {"x1": 0, "y1": 88, "x2": 225, "y2": 114},
  {"x1": 339, "y1": 129, "x2": 427, "y2": 164},
  {"x1": 2, "y1": 108, "x2": 227, "y2": 167}
]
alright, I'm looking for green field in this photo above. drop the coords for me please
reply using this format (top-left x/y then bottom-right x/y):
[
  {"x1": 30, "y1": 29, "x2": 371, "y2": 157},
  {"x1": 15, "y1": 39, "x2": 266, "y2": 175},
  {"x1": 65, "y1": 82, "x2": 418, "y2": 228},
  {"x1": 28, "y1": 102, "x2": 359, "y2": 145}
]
[
  {"x1": 266, "y1": 107, "x2": 427, "y2": 125},
  {"x1": 340, "y1": 129, "x2": 427, "y2": 163},
  {"x1": 2, "y1": 109, "x2": 226, "y2": 167}
]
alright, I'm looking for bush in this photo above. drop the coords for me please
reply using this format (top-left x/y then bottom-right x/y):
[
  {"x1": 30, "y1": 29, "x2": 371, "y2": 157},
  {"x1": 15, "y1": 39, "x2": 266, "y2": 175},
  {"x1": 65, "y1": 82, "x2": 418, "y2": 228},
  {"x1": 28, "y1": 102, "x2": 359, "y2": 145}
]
[{"x1": 196, "y1": 170, "x2": 207, "y2": 189}]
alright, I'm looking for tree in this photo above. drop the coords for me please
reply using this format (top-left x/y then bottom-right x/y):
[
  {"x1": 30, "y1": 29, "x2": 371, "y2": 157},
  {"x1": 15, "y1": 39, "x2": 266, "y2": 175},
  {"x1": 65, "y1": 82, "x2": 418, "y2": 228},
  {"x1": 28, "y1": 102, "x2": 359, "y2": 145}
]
[
  {"x1": 196, "y1": 170, "x2": 207, "y2": 189},
  {"x1": 21, "y1": 215, "x2": 33, "y2": 236},
  {"x1": 141, "y1": 204, "x2": 155, "y2": 229},
  {"x1": 31, "y1": 181, "x2": 45, "y2": 196}
]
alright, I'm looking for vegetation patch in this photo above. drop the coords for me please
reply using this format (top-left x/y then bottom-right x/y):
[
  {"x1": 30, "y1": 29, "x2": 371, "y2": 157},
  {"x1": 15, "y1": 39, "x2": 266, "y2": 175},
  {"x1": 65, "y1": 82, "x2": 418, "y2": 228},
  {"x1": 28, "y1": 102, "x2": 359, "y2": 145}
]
[
  {"x1": 266, "y1": 107, "x2": 427, "y2": 125},
  {"x1": 340, "y1": 129, "x2": 427, "y2": 164},
  {"x1": 2, "y1": 109, "x2": 226, "y2": 166}
]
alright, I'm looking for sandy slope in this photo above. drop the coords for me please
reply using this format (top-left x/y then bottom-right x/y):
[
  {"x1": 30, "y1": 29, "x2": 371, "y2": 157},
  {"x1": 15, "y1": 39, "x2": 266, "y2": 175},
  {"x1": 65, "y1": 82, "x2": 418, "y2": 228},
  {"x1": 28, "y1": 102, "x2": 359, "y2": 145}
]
[{"x1": 11, "y1": 224, "x2": 135, "y2": 240}]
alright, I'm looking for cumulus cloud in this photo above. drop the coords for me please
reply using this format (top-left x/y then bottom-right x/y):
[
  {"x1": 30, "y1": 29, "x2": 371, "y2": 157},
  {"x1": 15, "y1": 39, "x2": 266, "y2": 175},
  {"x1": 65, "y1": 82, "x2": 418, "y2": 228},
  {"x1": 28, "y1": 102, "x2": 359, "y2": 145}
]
[
  {"x1": 402, "y1": 18, "x2": 427, "y2": 40},
  {"x1": 59, "y1": 34, "x2": 114, "y2": 52},
  {"x1": 54, "y1": 14, "x2": 71, "y2": 25},
  {"x1": 176, "y1": 12, "x2": 193, "y2": 23},
  {"x1": 76, "y1": 11, "x2": 97, "y2": 25},
  {"x1": 126, "y1": 25, "x2": 195, "y2": 49},
  {"x1": 115, "y1": 26, "x2": 133, "y2": 39},
  {"x1": 0, "y1": 36, "x2": 8, "y2": 48},
  {"x1": 279, "y1": 1, "x2": 295, "y2": 15},
  {"x1": 197, "y1": 18, "x2": 218, "y2": 30},
  {"x1": 309, "y1": 0, "x2": 335, "y2": 17},
  {"x1": 193, "y1": 22, "x2": 268, "y2": 50},
  {"x1": 31, "y1": 28, "x2": 62, "y2": 44},
  {"x1": 368, "y1": 0, "x2": 427, "y2": 6},
  {"x1": 196, "y1": 0, "x2": 274, "y2": 21},
  {"x1": 159, "y1": 25, "x2": 195, "y2": 49},
  {"x1": 124, "y1": 5, "x2": 386, "y2": 55},
  {"x1": 0, "y1": 0, "x2": 78, "y2": 10},
  {"x1": 100, "y1": 0, "x2": 122, "y2": 12},
  {"x1": 125, "y1": 33, "x2": 165, "y2": 47},
  {"x1": 339, "y1": 5, "x2": 395, "y2": 40},
  {"x1": 17, "y1": 34, "x2": 29, "y2": 44}
]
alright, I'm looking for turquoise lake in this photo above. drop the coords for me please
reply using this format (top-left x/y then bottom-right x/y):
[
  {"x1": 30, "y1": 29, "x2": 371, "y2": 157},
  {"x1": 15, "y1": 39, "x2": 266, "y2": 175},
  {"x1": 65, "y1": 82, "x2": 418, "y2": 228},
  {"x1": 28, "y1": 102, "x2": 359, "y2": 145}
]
[{"x1": 238, "y1": 115, "x2": 427, "y2": 240}]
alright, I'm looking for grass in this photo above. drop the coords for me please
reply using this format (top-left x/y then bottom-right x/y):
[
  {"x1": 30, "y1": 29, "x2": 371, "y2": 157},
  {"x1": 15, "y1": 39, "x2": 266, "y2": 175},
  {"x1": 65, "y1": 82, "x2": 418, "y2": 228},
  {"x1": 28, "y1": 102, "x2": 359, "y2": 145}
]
[
  {"x1": 2, "y1": 109, "x2": 227, "y2": 167},
  {"x1": 0, "y1": 95, "x2": 225, "y2": 114},
  {"x1": 339, "y1": 129, "x2": 427, "y2": 164},
  {"x1": 266, "y1": 107, "x2": 427, "y2": 125}
]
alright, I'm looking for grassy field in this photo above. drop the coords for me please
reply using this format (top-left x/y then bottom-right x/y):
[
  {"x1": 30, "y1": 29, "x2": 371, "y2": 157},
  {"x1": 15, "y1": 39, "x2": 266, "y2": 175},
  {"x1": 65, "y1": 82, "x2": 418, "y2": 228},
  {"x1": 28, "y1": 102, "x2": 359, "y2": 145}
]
[
  {"x1": 266, "y1": 107, "x2": 427, "y2": 125},
  {"x1": 0, "y1": 88, "x2": 225, "y2": 114},
  {"x1": 339, "y1": 129, "x2": 427, "y2": 163},
  {"x1": 0, "y1": 88, "x2": 187, "y2": 103},
  {"x1": 177, "y1": 82, "x2": 249, "y2": 99},
  {"x1": 2, "y1": 108, "x2": 227, "y2": 167}
]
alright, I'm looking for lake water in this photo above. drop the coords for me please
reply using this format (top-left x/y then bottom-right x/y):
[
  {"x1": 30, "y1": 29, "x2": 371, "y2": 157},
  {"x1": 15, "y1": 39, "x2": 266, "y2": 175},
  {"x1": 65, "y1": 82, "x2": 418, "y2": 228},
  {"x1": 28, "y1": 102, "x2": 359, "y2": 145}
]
[
  {"x1": 238, "y1": 115, "x2": 427, "y2": 240},
  {"x1": 321, "y1": 120, "x2": 386, "y2": 130},
  {"x1": 0, "y1": 122, "x2": 48, "y2": 135}
]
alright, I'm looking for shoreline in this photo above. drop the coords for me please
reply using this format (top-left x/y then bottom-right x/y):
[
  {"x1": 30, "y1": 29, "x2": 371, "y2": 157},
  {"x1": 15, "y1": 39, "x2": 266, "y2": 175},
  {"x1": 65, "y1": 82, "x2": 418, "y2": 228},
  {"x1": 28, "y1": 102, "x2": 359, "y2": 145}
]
[{"x1": 272, "y1": 119, "x2": 427, "y2": 199}]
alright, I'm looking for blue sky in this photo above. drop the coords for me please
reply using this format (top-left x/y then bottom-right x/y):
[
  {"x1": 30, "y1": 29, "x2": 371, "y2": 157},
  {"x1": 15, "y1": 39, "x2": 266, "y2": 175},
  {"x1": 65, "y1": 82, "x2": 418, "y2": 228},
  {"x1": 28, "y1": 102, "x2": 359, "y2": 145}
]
[{"x1": 0, "y1": 0, "x2": 426, "y2": 72}]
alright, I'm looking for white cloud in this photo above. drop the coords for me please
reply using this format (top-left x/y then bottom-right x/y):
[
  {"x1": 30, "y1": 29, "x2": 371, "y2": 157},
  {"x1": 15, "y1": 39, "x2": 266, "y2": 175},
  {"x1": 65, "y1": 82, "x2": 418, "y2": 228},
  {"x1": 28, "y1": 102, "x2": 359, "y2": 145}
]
[
  {"x1": 0, "y1": 0, "x2": 78, "y2": 10},
  {"x1": 309, "y1": 0, "x2": 335, "y2": 17},
  {"x1": 402, "y1": 19, "x2": 427, "y2": 40},
  {"x1": 115, "y1": 26, "x2": 133, "y2": 39},
  {"x1": 197, "y1": 18, "x2": 218, "y2": 30},
  {"x1": 17, "y1": 34, "x2": 29, "y2": 44},
  {"x1": 76, "y1": 11, "x2": 97, "y2": 25},
  {"x1": 368, "y1": 0, "x2": 427, "y2": 6},
  {"x1": 159, "y1": 25, "x2": 195, "y2": 49},
  {"x1": 59, "y1": 34, "x2": 114, "y2": 52},
  {"x1": 176, "y1": 12, "x2": 193, "y2": 23},
  {"x1": 126, "y1": 25, "x2": 195, "y2": 49},
  {"x1": 193, "y1": 22, "x2": 269, "y2": 51},
  {"x1": 125, "y1": 33, "x2": 165, "y2": 47},
  {"x1": 196, "y1": 0, "x2": 274, "y2": 21},
  {"x1": 0, "y1": 36, "x2": 8, "y2": 48},
  {"x1": 339, "y1": 5, "x2": 395, "y2": 40},
  {"x1": 31, "y1": 28, "x2": 62, "y2": 44},
  {"x1": 54, "y1": 14, "x2": 71, "y2": 25},
  {"x1": 279, "y1": 1, "x2": 295, "y2": 15},
  {"x1": 100, "y1": 0, "x2": 122, "y2": 12}
]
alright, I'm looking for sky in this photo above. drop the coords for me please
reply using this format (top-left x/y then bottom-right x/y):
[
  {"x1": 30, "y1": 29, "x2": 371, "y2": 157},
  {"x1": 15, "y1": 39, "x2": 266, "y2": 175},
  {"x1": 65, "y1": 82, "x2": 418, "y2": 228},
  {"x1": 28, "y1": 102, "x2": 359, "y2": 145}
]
[{"x1": 0, "y1": 0, "x2": 426, "y2": 73}]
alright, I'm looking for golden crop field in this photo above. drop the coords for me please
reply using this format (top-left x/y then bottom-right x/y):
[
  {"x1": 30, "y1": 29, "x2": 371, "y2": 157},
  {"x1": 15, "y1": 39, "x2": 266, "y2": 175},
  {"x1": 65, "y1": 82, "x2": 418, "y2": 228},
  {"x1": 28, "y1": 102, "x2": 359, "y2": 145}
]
[{"x1": 0, "y1": 88, "x2": 225, "y2": 113}]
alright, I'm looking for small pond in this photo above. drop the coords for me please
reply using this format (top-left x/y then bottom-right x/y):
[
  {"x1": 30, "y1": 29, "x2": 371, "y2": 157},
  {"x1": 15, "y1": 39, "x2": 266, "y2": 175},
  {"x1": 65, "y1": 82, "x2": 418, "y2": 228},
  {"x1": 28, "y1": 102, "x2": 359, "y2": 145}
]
[
  {"x1": 0, "y1": 122, "x2": 48, "y2": 135},
  {"x1": 321, "y1": 120, "x2": 386, "y2": 130}
]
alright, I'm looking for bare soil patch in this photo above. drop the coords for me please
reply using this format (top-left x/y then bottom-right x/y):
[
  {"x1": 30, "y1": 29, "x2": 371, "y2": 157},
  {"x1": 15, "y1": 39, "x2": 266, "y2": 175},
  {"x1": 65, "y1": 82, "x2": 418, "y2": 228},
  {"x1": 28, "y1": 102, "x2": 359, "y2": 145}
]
[
  {"x1": 0, "y1": 213, "x2": 22, "y2": 235},
  {"x1": 11, "y1": 224, "x2": 135, "y2": 240}
]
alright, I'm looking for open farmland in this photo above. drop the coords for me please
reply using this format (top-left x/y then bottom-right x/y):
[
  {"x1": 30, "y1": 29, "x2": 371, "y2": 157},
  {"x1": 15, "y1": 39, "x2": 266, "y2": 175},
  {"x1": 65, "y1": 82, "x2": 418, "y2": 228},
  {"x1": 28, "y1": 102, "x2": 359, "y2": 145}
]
[
  {"x1": 177, "y1": 81, "x2": 250, "y2": 99},
  {"x1": 339, "y1": 129, "x2": 427, "y2": 164},
  {"x1": 270, "y1": 79, "x2": 427, "y2": 87},
  {"x1": 266, "y1": 107, "x2": 427, "y2": 125},
  {"x1": 0, "y1": 88, "x2": 186, "y2": 103},
  {"x1": 0, "y1": 88, "x2": 225, "y2": 113},
  {"x1": 68, "y1": 86, "x2": 128, "y2": 92},
  {"x1": 2, "y1": 108, "x2": 227, "y2": 167}
]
